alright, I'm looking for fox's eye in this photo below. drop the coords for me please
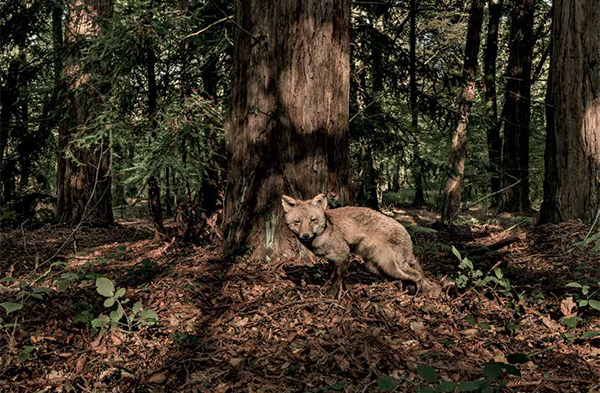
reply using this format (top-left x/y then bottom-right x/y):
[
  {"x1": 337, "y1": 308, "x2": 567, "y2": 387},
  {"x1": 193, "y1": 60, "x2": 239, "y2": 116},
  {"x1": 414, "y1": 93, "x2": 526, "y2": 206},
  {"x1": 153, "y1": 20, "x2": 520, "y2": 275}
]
[
  {"x1": 310, "y1": 217, "x2": 317, "y2": 222},
  {"x1": 293, "y1": 220, "x2": 300, "y2": 225}
]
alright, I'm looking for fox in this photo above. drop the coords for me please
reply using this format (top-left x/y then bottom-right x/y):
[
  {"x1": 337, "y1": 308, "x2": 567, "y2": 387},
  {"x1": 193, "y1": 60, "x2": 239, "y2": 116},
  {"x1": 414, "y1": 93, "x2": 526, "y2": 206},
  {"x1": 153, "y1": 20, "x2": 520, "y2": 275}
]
[{"x1": 281, "y1": 193, "x2": 444, "y2": 298}]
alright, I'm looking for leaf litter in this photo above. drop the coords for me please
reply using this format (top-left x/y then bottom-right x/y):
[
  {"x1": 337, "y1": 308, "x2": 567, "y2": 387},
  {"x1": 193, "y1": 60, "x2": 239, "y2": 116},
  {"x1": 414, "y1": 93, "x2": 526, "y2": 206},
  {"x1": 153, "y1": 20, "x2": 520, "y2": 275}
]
[{"x1": 0, "y1": 210, "x2": 598, "y2": 392}]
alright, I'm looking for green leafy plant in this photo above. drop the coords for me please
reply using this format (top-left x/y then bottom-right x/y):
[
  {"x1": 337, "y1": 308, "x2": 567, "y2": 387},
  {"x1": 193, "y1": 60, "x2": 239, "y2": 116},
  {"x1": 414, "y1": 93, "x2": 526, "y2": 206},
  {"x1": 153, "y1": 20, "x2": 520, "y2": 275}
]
[
  {"x1": 451, "y1": 247, "x2": 511, "y2": 295},
  {"x1": 565, "y1": 281, "x2": 600, "y2": 311},
  {"x1": 417, "y1": 354, "x2": 528, "y2": 392},
  {"x1": 92, "y1": 277, "x2": 158, "y2": 333}
]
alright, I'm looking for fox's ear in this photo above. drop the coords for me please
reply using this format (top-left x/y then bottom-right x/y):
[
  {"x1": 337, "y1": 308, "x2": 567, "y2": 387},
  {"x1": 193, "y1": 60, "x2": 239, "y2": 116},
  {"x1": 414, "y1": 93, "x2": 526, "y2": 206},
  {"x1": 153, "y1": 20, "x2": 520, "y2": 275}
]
[
  {"x1": 311, "y1": 193, "x2": 328, "y2": 211},
  {"x1": 281, "y1": 195, "x2": 297, "y2": 213}
]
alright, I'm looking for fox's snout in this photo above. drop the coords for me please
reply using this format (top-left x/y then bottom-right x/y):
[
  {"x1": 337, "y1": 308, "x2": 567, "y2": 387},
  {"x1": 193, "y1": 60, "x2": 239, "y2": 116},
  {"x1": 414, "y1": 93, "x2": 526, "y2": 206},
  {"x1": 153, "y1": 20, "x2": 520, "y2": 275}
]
[{"x1": 299, "y1": 232, "x2": 313, "y2": 241}]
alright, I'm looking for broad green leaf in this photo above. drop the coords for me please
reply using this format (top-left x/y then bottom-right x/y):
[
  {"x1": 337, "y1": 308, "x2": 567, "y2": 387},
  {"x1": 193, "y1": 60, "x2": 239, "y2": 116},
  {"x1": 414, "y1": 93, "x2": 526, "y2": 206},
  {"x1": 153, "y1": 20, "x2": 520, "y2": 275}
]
[
  {"x1": 578, "y1": 300, "x2": 589, "y2": 307},
  {"x1": 560, "y1": 317, "x2": 580, "y2": 328},
  {"x1": 417, "y1": 364, "x2": 438, "y2": 383},
  {"x1": 91, "y1": 314, "x2": 110, "y2": 328},
  {"x1": 0, "y1": 277, "x2": 17, "y2": 283},
  {"x1": 588, "y1": 299, "x2": 600, "y2": 311},
  {"x1": 18, "y1": 346, "x2": 35, "y2": 363},
  {"x1": 376, "y1": 374, "x2": 398, "y2": 391},
  {"x1": 132, "y1": 301, "x2": 143, "y2": 315},
  {"x1": 0, "y1": 302, "x2": 23, "y2": 314},
  {"x1": 459, "y1": 379, "x2": 486, "y2": 392},
  {"x1": 583, "y1": 330, "x2": 600, "y2": 339},
  {"x1": 565, "y1": 282, "x2": 582, "y2": 288},
  {"x1": 136, "y1": 309, "x2": 159, "y2": 326},
  {"x1": 96, "y1": 277, "x2": 115, "y2": 297},
  {"x1": 437, "y1": 381, "x2": 457, "y2": 392},
  {"x1": 115, "y1": 288, "x2": 126, "y2": 298},
  {"x1": 33, "y1": 287, "x2": 51, "y2": 294},
  {"x1": 494, "y1": 268, "x2": 503, "y2": 279},
  {"x1": 110, "y1": 305, "x2": 124, "y2": 322},
  {"x1": 104, "y1": 297, "x2": 116, "y2": 308},
  {"x1": 482, "y1": 362, "x2": 503, "y2": 380}
]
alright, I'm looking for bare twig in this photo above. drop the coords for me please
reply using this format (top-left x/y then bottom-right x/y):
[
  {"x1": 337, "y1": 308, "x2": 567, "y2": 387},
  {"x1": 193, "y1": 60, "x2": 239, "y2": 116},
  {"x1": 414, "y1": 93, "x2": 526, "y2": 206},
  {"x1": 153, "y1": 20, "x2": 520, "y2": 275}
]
[{"x1": 182, "y1": 15, "x2": 231, "y2": 40}]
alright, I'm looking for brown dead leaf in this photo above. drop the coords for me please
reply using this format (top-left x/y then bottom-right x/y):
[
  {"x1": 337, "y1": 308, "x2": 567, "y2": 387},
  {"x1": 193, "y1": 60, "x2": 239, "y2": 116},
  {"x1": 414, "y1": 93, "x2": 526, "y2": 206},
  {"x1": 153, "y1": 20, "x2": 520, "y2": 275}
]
[
  {"x1": 148, "y1": 372, "x2": 167, "y2": 384},
  {"x1": 560, "y1": 297, "x2": 577, "y2": 318},
  {"x1": 410, "y1": 321, "x2": 426, "y2": 335}
]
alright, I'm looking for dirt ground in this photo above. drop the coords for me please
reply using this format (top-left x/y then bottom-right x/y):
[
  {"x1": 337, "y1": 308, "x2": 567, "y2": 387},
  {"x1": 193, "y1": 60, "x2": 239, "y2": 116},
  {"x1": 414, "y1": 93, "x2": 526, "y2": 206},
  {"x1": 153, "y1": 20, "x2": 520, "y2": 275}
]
[{"x1": 0, "y1": 208, "x2": 598, "y2": 392}]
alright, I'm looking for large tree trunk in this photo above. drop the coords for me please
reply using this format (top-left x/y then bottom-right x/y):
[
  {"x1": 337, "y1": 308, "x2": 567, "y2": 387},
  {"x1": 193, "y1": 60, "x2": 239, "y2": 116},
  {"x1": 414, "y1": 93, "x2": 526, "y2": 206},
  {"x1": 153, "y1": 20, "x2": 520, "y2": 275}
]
[
  {"x1": 539, "y1": 0, "x2": 600, "y2": 224},
  {"x1": 57, "y1": 0, "x2": 114, "y2": 226},
  {"x1": 483, "y1": 0, "x2": 503, "y2": 207},
  {"x1": 440, "y1": 0, "x2": 485, "y2": 225},
  {"x1": 223, "y1": 0, "x2": 351, "y2": 259},
  {"x1": 410, "y1": 0, "x2": 426, "y2": 207},
  {"x1": 499, "y1": 0, "x2": 535, "y2": 212}
]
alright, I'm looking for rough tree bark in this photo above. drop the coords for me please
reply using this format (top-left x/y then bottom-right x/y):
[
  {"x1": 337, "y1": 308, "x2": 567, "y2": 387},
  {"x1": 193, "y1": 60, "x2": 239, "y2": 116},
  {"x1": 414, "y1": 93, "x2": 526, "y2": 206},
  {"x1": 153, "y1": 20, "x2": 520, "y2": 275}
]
[
  {"x1": 410, "y1": 0, "x2": 426, "y2": 207},
  {"x1": 440, "y1": 0, "x2": 485, "y2": 225},
  {"x1": 539, "y1": 0, "x2": 600, "y2": 224},
  {"x1": 482, "y1": 0, "x2": 503, "y2": 207},
  {"x1": 57, "y1": 0, "x2": 114, "y2": 226},
  {"x1": 223, "y1": 0, "x2": 351, "y2": 259},
  {"x1": 499, "y1": 0, "x2": 535, "y2": 212}
]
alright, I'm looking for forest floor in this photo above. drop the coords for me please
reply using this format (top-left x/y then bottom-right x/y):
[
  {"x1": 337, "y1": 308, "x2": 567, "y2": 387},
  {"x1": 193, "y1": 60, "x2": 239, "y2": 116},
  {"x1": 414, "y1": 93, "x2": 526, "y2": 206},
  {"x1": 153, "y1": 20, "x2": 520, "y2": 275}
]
[{"x1": 0, "y1": 208, "x2": 599, "y2": 393}]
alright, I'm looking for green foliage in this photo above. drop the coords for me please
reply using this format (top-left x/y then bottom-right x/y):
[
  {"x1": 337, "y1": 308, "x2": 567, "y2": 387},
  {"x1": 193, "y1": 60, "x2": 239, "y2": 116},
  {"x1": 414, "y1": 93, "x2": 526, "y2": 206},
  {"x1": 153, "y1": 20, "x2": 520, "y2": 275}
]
[
  {"x1": 575, "y1": 231, "x2": 600, "y2": 254},
  {"x1": 565, "y1": 282, "x2": 600, "y2": 311},
  {"x1": 451, "y1": 247, "x2": 511, "y2": 295},
  {"x1": 376, "y1": 374, "x2": 398, "y2": 391},
  {"x1": 92, "y1": 277, "x2": 158, "y2": 333},
  {"x1": 417, "y1": 355, "x2": 528, "y2": 393}
]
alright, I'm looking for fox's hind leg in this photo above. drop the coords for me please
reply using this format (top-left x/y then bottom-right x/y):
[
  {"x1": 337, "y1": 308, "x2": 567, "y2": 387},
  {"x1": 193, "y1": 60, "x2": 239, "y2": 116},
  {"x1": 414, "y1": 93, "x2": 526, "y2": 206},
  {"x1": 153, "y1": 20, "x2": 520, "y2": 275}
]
[{"x1": 373, "y1": 250, "x2": 441, "y2": 297}]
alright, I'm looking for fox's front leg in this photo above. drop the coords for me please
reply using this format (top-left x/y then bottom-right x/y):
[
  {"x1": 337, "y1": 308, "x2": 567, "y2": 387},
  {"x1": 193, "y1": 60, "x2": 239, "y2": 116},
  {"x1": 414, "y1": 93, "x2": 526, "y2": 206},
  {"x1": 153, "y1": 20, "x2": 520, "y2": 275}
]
[
  {"x1": 325, "y1": 244, "x2": 350, "y2": 298},
  {"x1": 326, "y1": 258, "x2": 350, "y2": 298}
]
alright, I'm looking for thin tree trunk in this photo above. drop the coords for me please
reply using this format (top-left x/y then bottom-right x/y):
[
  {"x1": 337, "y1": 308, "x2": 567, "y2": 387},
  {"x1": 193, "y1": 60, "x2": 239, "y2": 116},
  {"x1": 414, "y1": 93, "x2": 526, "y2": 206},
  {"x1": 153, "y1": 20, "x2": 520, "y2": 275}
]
[
  {"x1": 165, "y1": 166, "x2": 172, "y2": 216},
  {"x1": 146, "y1": 48, "x2": 164, "y2": 239},
  {"x1": 392, "y1": 159, "x2": 400, "y2": 192},
  {"x1": 440, "y1": 0, "x2": 485, "y2": 225},
  {"x1": 410, "y1": 0, "x2": 426, "y2": 207},
  {"x1": 483, "y1": 0, "x2": 503, "y2": 207},
  {"x1": 539, "y1": 0, "x2": 600, "y2": 224},
  {"x1": 358, "y1": 143, "x2": 379, "y2": 209},
  {"x1": 499, "y1": 0, "x2": 535, "y2": 212},
  {"x1": 57, "y1": 0, "x2": 114, "y2": 226},
  {"x1": 0, "y1": 56, "x2": 19, "y2": 205},
  {"x1": 223, "y1": 0, "x2": 351, "y2": 259}
]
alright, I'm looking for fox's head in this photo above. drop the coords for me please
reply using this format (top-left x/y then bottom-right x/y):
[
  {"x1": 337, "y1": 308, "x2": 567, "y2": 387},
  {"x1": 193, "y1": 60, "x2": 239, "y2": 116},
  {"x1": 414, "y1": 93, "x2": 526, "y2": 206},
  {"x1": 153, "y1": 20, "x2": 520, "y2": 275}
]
[{"x1": 281, "y1": 194, "x2": 328, "y2": 243}]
